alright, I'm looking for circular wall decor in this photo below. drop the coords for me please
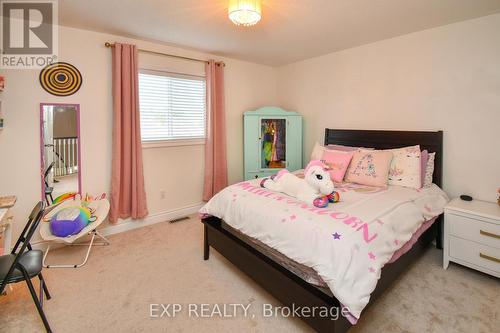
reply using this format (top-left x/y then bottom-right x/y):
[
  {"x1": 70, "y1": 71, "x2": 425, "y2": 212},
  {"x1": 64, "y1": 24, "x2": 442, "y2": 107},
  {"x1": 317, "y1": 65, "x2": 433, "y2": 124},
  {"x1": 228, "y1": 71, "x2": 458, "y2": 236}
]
[{"x1": 39, "y1": 62, "x2": 82, "y2": 96}]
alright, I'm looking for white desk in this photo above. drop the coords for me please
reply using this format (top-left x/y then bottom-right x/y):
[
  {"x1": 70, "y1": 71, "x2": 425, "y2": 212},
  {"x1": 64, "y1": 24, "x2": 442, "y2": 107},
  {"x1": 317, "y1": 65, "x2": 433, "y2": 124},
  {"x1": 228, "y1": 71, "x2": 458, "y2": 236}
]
[
  {"x1": 0, "y1": 207, "x2": 14, "y2": 294},
  {"x1": 0, "y1": 207, "x2": 13, "y2": 255}
]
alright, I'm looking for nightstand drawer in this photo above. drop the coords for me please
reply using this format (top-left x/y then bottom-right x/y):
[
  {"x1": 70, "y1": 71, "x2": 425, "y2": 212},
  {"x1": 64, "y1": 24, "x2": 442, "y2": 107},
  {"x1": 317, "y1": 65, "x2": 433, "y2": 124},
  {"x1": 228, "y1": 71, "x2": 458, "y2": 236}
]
[
  {"x1": 447, "y1": 213, "x2": 500, "y2": 249},
  {"x1": 449, "y1": 236, "x2": 500, "y2": 274}
]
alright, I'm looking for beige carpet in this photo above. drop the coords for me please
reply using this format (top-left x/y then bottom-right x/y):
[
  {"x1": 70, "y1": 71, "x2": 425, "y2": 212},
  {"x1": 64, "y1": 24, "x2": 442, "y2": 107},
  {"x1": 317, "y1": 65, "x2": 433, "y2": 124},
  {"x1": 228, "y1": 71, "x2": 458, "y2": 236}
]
[{"x1": 1, "y1": 216, "x2": 498, "y2": 333}]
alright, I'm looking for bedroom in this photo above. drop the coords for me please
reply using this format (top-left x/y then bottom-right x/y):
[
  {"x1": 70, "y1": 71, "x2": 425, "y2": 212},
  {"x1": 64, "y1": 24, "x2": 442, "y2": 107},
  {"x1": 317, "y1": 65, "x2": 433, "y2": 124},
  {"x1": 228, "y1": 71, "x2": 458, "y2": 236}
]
[{"x1": 0, "y1": 0, "x2": 499, "y2": 332}]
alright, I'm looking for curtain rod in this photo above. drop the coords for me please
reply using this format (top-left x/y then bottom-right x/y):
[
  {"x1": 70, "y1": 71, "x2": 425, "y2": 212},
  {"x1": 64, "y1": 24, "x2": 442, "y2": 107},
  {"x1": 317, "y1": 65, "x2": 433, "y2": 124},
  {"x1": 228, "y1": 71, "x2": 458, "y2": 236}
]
[{"x1": 104, "y1": 42, "x2": 225, "y2": 66}]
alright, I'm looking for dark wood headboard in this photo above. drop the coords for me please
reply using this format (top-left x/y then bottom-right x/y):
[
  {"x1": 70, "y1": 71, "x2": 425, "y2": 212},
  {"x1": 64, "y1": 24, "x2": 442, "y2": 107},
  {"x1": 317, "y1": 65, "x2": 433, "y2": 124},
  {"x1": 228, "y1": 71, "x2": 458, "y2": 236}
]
[{"x1": 324, "y1": 129, "x2": 443, "y2": 187}]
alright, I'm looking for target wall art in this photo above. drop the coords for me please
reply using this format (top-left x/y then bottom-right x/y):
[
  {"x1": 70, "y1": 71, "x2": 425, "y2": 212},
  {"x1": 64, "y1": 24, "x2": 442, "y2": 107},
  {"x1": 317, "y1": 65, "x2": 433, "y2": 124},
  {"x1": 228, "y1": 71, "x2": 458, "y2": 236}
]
[{"x1": 39, "y1": 62, "x2": 82, "y2": 96}]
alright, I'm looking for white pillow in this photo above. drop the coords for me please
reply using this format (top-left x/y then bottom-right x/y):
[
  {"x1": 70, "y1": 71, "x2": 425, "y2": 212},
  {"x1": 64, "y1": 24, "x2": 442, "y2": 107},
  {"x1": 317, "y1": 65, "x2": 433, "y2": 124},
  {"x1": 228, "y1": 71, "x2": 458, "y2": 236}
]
[
  {"x1": 310, "y1": 142, "x2": 352, "y2": 162},
  {"x1": 387, "y1": 145, "x2": 422, "y2": 189},
  {"x1": 423, "y1": 152, "x2": 435, "y2": 188},
  {"x1": 310, "y1": 142, "x2": 325, "y2": 161}
]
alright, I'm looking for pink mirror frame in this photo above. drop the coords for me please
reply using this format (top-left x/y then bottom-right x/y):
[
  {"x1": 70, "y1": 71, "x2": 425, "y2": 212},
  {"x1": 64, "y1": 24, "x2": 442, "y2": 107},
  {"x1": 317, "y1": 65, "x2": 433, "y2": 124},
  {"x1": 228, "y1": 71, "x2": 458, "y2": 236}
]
[{"x1": 39, "y1": 103, "x2": 82, "y2": 201}]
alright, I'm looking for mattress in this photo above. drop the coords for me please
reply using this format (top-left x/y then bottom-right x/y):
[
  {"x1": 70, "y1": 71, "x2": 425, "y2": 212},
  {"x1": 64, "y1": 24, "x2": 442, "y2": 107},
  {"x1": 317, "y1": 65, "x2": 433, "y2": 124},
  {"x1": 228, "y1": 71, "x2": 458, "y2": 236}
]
[
  {"x1": 200, "y1": 178, "x2": 449, "y2": 322},
  {"x1": 221, "y1": 215, "x2": 438, "y2": 290}
]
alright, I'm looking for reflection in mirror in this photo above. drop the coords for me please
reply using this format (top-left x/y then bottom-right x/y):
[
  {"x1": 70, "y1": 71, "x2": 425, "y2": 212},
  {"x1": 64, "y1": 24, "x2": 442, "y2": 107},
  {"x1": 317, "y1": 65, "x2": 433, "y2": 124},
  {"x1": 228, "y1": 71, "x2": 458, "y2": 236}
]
[{"x1": 40, "y1": 103, "x2": 81, "y2": 204}]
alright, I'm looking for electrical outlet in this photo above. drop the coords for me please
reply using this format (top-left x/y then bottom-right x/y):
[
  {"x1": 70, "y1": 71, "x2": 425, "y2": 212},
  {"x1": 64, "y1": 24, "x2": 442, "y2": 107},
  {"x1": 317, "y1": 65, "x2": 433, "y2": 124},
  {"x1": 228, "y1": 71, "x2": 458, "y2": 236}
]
[{"x1": 160, "y1": 190, "x2": 166, "y2": 199}]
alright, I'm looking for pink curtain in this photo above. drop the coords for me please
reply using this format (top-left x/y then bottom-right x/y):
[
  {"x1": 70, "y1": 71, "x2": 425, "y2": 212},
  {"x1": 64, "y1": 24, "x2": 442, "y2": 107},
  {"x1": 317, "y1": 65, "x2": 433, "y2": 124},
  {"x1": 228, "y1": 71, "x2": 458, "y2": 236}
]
[
  {"x1": 203, "y1": 60, "x2": 227, "y2": 201},
  {"x1": 109, "y1": 43, "x2": 148, "y2": 222}
]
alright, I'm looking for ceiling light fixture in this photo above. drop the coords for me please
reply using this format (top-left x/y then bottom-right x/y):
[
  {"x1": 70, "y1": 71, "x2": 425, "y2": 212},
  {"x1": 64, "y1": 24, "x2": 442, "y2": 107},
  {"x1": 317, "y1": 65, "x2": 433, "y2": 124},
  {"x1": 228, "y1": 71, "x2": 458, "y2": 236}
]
[{"x1": 228, "y1": 0, "x2": 262, "y2": 26}]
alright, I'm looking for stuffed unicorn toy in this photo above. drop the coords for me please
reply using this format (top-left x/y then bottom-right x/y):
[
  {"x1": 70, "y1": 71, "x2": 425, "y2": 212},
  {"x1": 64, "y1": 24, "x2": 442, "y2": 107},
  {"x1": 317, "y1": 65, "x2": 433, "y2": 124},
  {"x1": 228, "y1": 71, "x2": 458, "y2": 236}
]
[{"x1": 260, "y1": 160, "x2": 339, "y2": 208}]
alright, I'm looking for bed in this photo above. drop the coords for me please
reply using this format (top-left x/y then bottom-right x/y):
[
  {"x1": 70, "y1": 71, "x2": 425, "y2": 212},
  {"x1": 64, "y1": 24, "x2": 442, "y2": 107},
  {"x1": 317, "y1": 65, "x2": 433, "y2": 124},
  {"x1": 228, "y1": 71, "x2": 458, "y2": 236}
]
[{"x1": 201, "y1": 129, "x2": 445, "y2": 332}]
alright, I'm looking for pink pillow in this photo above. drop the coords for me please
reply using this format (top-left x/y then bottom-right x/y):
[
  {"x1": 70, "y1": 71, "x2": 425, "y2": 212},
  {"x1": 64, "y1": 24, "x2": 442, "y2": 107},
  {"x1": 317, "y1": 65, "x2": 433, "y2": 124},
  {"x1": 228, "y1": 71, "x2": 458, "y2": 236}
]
[
  {"x1": 327, "y1": 144, "x2": 374, "y2": 152},
  {"x1": 420, "y1": 150, "x2": 429, "y2": 187},
  {"x1": 345, "y1": 150, "x2": 393, "y2": 187},
  {"x1": 321, "y1": 150, "x2": 354, "y2": 182}
]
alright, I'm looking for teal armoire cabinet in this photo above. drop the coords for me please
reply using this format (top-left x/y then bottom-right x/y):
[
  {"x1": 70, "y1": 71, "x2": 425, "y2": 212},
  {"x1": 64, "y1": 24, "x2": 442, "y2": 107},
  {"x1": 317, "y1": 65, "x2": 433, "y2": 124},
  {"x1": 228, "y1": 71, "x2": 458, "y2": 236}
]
[{"x1": 244, "y1": 106, "x2": 303, "y2": 180}]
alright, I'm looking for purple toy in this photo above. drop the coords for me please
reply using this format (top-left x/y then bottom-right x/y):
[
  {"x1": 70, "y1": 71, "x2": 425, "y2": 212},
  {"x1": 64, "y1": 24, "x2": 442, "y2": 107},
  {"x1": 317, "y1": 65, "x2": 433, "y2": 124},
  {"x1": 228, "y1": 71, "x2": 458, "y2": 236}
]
[{"x1": 50, "y1": 206, "x2": 91, "y2": 237}]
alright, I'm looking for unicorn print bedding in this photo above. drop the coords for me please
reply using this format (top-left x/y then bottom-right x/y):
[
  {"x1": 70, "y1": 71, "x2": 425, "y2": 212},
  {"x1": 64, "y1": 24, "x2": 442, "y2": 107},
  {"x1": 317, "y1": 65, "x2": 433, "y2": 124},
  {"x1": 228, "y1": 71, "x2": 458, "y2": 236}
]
[{"x1": 199, "y1": 177, "x2": 449, "y2": 323}]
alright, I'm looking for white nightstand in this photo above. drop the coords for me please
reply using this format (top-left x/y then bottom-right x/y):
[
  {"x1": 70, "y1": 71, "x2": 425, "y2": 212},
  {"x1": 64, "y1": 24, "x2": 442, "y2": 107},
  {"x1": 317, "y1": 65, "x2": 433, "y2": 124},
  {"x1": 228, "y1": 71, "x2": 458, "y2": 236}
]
[{"x1": 443, "y1": 198, "x2": 500, "y2": 278}]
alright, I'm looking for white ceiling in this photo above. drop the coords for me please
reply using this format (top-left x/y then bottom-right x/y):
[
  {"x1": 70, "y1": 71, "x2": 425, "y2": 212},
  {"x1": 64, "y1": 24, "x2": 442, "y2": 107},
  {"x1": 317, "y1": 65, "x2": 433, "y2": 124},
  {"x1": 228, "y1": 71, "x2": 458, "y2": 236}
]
[{"x1": 59, "y1": 0, "x2": 500, "y2": 66}]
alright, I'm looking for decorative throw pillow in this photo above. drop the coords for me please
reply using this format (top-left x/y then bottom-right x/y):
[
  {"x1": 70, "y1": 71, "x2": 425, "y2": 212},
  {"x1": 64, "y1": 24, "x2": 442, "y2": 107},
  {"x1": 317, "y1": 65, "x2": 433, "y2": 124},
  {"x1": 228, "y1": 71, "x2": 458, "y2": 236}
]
[
  {"x1": 345, "y1": 150, "x2": 393, "y2": 187},
  {"x1": 386, "y1": 145, "x2": 422, "y2": 189},
  {"x1": 321, "y1": 150, "x2": 354, "y2": 183},
  {"x1": 310, "y1": 142, "x2": 325, "y2": 161},
  {"x1": 423, "y1": 152, "x2": 435, "y2": 187},
  {"x1": 312, "y1": 143, "x2": 375, "y2": 162},
  {"x1": 420, "y1": 150, "x2": 429, "y2": 187},
  {"x1": 327, "y1": 144, "x2": 375, "y2": 152}
]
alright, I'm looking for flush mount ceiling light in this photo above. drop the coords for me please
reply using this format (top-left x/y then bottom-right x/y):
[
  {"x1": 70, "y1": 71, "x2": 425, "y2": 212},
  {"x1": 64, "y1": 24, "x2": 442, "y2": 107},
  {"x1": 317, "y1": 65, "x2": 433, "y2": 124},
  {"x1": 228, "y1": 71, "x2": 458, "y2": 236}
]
[{"x1": 228, "y1": 0, "x2": 262, "y2": 26}]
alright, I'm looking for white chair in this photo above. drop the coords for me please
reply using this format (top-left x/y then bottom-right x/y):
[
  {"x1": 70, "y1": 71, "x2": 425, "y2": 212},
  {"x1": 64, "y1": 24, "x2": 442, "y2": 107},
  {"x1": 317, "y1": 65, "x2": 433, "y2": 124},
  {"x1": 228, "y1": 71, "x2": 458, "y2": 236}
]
[{"x1": 39, "y1": 198, "x2": 110, "y2": 268}]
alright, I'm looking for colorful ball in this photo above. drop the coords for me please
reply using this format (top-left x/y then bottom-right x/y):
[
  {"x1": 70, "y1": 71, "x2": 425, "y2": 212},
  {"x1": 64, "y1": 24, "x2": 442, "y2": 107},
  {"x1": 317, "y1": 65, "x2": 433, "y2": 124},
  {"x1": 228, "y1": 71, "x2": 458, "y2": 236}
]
[{"x1": 50, "y1": 206, "x2": 91, "y2": 237}]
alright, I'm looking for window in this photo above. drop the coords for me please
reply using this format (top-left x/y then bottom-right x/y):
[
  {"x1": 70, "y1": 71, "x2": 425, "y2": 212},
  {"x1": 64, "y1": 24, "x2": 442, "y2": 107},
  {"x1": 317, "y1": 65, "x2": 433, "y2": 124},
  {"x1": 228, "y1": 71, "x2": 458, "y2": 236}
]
[{"x1": 138, "y1": 71, "x2": 206, "y2": 143}]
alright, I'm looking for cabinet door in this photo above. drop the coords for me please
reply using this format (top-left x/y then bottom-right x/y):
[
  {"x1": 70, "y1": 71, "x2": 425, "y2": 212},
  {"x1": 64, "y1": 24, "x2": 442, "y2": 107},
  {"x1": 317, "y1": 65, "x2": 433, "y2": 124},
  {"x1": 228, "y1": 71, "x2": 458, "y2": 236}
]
[
  {"x1": 244, "y1": 115, "x2": 260, "y2": 175},
  {"x1": 259, "y1": 117, "x2": 287, "y2": 170},
  {"x1": 286, "y1": 116, "x2": 303, "y2": 171}
]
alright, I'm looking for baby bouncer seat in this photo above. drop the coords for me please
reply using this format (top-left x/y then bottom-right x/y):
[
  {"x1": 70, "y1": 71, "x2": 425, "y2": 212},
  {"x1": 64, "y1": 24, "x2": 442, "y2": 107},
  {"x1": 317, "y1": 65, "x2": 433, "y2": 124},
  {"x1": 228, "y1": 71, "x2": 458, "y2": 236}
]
[{"x1": 39, "y1": 198, "x2": 110, "y2": 268}]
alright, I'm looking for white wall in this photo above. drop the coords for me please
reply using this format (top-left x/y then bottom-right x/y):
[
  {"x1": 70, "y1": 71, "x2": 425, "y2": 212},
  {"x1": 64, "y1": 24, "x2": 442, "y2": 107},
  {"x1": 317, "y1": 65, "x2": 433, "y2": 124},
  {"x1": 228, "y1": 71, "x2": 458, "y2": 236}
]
[
  {"x1": 277, "y1": 14, "x2": 500, "y2": 202},
  {"x1": 0, "y1": 25, "x2": 277, "y2": 240},
  {"x1": 3, "y1": 13, "x2": 499, "y2": 243}
]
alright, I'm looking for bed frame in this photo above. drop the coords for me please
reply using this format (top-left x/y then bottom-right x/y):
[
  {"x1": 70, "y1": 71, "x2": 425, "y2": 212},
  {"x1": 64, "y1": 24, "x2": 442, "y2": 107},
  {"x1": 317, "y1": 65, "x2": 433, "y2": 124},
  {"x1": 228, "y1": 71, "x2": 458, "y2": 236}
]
[{"x1": 202, "y1": 129, "x2": 443, "y2": 333}]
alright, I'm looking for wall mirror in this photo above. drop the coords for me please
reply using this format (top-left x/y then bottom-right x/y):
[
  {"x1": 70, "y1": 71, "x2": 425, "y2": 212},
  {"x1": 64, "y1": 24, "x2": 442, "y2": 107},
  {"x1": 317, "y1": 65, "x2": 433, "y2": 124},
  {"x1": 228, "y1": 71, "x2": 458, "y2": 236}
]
[{"x1": 40, "y1": 103, "x2": 81, "y2": 204}]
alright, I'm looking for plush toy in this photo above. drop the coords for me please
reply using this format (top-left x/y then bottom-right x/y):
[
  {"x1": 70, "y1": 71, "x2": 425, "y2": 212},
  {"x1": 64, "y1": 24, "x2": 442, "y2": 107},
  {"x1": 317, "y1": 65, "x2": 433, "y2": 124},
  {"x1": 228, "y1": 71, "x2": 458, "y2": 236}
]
[
  {"x1": 314, "y1": 190, "x2": 340, "y2": 208},
  {"x1": 260, "y1": 160, "x2": 339, "y2": 208},
  {"x1": 49, "y1": 206, "x2": 92, "y2": 237}
]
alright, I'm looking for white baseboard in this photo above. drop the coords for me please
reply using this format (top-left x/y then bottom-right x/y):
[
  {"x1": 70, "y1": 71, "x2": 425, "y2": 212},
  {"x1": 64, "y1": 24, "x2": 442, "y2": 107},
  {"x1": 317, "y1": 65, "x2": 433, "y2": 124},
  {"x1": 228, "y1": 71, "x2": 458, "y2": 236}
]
[
  {"x1": 99, "y1": 202, "x2": 204, "y2": 237},
  {"x1": 31, "y1": 202, "x2": 204, "y2": 250}
]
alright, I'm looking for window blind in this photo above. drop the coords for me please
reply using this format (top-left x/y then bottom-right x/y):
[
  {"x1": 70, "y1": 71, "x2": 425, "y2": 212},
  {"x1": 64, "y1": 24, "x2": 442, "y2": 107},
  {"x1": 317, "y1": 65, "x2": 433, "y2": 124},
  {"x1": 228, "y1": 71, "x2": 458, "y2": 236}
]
[{"x1": 138, "y1": 71, "x2": 206, "y2": 141}]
